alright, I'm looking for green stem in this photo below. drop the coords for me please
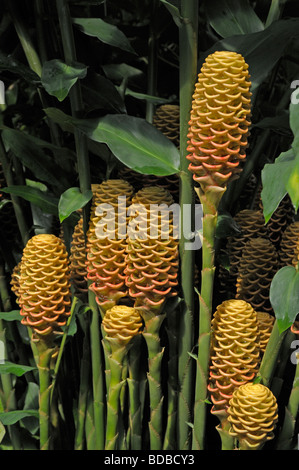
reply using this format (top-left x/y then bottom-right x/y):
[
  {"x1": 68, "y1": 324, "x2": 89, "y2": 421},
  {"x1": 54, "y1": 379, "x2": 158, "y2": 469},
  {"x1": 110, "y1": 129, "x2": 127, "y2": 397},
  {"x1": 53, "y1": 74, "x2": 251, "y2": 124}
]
[
  {"x1": 105, "y1": 343, "x2": 127, "y2": 450},
  {"x1": 88, "y1": 288, "x2": 106, "y2": 450},
  {"x1": 257, "y1": 320, "x2": 287, "y2": 388},
  {"x1": 142, "y1": 311, "x2": 166, "y2": 450},
  {"x1": 146, "y1": 0, "x2": 159, "y2": 123},
  {"x1": 55, "y1": 0, "x2": 91, "y2": 234},
  {"x1": 127, "y1": 335, "x2": 145, "y2": 450},
  {"x1": 177, "y1": 0, "x2": 198, "y2": 450},
  {"x1": 192, "y1": 186, "x2": 226, "y2": 450},
  {"x1": 36, "y1": 341, "x2": 55, "y2": 450},
  {"x1": 0, "y1": 137, "x2": 30, "y2": 246}
]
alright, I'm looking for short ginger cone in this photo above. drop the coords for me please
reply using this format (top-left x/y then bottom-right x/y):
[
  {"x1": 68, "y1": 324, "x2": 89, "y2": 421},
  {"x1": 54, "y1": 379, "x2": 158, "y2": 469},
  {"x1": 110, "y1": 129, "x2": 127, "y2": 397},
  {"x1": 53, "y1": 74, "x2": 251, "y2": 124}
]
[
  {"x1": 208, "y1": 300, "x2": 260, "y2": 425},
  {"x1": 187, "y1": 50, "x2": 251, "y2": 192},
  {"x1": 18, "y1": 234, "x2": 71, "y2": 343},
  {"x1": 86, "y1": 179, "x2": 134, "y2": 314},
  {"x1": 227, "y1": 382, "x2": 278, "y2": 450}
]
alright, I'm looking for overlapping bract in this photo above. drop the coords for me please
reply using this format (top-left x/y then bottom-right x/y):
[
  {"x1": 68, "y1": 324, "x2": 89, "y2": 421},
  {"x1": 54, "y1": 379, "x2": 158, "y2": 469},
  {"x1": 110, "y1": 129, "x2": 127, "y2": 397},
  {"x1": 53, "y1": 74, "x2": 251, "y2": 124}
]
[
  {"x1": 279, "y1": 221, "x2": 299, "y2": 267},
  {"x1": 208, "y1": 299, "x2": 260, "y2": 416},
  {"x1": 69, "y1": 216, "x2": 88, "y2": 298},
  {"x1": 102, "y1": 305, "x2": 143, "y2": 346},
  {"x1": 236, "y1": 237, "x2": 279, "y2": 313},
  {"x1": 256, "y1": 311, "x2": 275, "y2": 355},
  {"x1": 227, "y1": 382, "x2": 278, "y2": 449},
  {"x1": 153, "y1": 104, "x2": 180, "y2": 148},
  {"x1": 86, "y1": 179, "x2": 134, "y2": 312},
  {"x1": 125, "y1": 186, "x2": 179, "y2": 314},
  {"x1": 18, "y1": 234, "x2": 71, "y2": 338},
  {"x1": 187, "y1": 51, "x2": 251, "y2": 189}
]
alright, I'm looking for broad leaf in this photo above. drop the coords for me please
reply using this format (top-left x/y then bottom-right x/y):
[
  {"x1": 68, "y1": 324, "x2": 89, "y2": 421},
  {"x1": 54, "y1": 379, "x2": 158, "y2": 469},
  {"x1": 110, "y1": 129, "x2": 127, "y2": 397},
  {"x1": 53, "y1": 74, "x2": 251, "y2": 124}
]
[
  {"x1": 73, "y1": 18, "x2": 136, "y2": 54},
  {"x1": 41, "y1": 59, "x2": 87, "y2": 101},
  {"x1": 200, "y1": 18, "x2": 299, "y2": 92},
  {"x1": 0, "y1": 410, "x2": 39, "y2": 425},
  {"x1": 0, "y1": 310, "x2": 22, "y2": 321},
  {"x1": 102, "y1": 63, "x2": 144, "y2": 84},
  {"x1": 0, "y1": 53, "x2": 40, "y2": 83},
  {"x1": 270, "y1": 266, "x2": 299, "y2": 334},
  {"x1": 160, "y1": 0, "x2": 182, "y2": 26},
  {"x1": 1, "y1": 129, "x2": 69, "y2": 192},
  {"x1": 2, "y1": 185, "x2": 59, "y2": 216},
  {"x1": 58, "y1": 187, "x2": 93, "y2": 222},
  {"x1": 261, "y1": 150, "x2": 295, "y2": 223},
  {"x1": 81, "y1": 71, "x2": 126, "y2": 113},
  {"x1": 205, "y1": 0, "x2": 264, "y2": 38},
  {"x1": 44, "y1": 108, "x2": 180, "y2": 175},
  {"x1": 0, "y1": 361, "x2": 36, "y2": 377}
]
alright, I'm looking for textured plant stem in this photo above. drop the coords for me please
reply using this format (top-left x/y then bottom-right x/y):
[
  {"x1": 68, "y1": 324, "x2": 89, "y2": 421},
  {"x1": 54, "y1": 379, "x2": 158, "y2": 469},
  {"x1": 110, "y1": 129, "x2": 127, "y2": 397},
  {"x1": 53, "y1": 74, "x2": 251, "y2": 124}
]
[
  {"x1": 0, "y1": 136, "x2": 30, "y2": 246},
  {"x1": 127, "y1": 335, "x2": 144, "y2": 450},
  {"x1": 105, "y1": 343, "x2": 127, "y2": 450},
  {"x1": 192, "y1": 186, "x2": 226, "y2": 450},
  {"x1": 257, "y1": 320, "x2": 287, "y2": 388},
  {"x1": 56, "y1": 0, "x2": 91, "y2": 234},
  {"x1": 142, "y1": 311, "x2": 166, "y2": 450},
  {"x1": 35, "y1": 341, "x2": 55, "y2": 450},
  {"x1": 177, "y1": 0, "x2": 198, "y2": 450},
  {"x1": 277, "y1": 351, "x2": 299, "y2": 449},
  {"x1": 146, "y1": 0, "x2": 158, "y2": 123},
  {"x1": 88, "y1": 288, "x2": 106, "y2": 450}
]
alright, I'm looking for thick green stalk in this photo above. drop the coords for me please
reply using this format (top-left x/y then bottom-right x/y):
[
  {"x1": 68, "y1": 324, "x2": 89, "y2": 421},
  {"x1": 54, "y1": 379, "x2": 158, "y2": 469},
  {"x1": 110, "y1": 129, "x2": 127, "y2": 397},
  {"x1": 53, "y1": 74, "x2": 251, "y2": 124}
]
[
  {"x1": 192, "y1": 186, "x2": 226, "y2": 450},
  {"x1": 146, "y1": 0, "x2": 158, "y2": 123},
  {"x1": 0, "y1": 137, "x2": 30, "y2": 246},
  {"x1": 104, "y1": 342, "x2": 127, "y2": 450},
  {"x1": 142, "y1": 311, "x2": 166, "y2": 450},
  {"x1": 56, "y1": 0, "x2": 91, "y2": 235},
  {"x1": 127, "y1": 335, "x2": 144, "y2": 450},
  {"x1": 88, "y1": 289, "x2": 106, "y2": 450},
  {"x1": 276, "y1": 349, "x2": 299, "y2": 449},
  {"x1": 35, "y1": 341, "x2": 55, "y2": 450},
  {"x1": 257, "y1": 320, "x2": 287, "y2": 388},
  {"x1": 177, "y1": 0, "x2": 198, "y2": 450}
]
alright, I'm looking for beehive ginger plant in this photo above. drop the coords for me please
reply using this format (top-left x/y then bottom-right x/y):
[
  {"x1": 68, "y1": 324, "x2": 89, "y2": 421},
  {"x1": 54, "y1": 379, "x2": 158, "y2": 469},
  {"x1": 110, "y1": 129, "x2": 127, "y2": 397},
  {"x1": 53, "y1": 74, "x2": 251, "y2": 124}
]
[{"x1": 186, "y1": 51, "x2": 252, "y2": 449}]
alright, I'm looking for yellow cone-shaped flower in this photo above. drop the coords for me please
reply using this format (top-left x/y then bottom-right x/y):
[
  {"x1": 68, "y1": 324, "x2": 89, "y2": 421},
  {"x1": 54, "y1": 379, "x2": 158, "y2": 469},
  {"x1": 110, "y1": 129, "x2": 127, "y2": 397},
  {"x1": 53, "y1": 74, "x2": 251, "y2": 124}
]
[
  {"x1": 256, "y1": 311, "x2": 275, "y2": 355},
  {"x1": 227, "y1": 382, "x2": 278, "y2": 450},
  {"x1": 125, "y1": 186, "x2": 179, "y2": 314},
  {"x1": 187, "y1": 51, "x2": 251, "y2": 190},
  {"x1": 102, "y1": 305, "x2": 143, "y2": 346},
  {"x1": 69, "y1": 215, "x2": 88, "y2": 298},
  {"x1": 208, "y1": 299, "x2": 260, "y2": 417},
  {"x1": 86, "y1": 179, "x2": 134, "y2": 312},
  {"x1": 18, "y1": 234, "x2": 71, "y2": 339}
]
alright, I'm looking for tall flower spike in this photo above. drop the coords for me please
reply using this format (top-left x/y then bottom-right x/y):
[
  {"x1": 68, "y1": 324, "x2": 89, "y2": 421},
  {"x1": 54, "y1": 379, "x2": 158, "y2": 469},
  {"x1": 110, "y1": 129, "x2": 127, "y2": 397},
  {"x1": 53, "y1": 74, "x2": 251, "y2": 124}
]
[
  {"x1": 125, "y1": 185, "x2": 179, "y2": 314},
  {"x1": 102, "y1": 305, "x2": 143, "y2": 348},
  {"x1": 86, "y1": 179, "x2": 134, "y2": 313},
  {"x1": 69, "y1": 215, "x2": 88, "y2": 298},
  {"x1": 208, "y1": 299, "x2": 260, "y2": 419},
  {"x1": 279, "y1": 221, "x2": 299, "y2": 268},
  {"x1": 236, "y1": 237, "x2": 279, "y2": 313},
  {"x1": 219, "y1": 209, "x2": 267, "y2": 299},
  {"x1": 227, "y1": 382, "x2": 278, "y2": 450},
  {"x1": 187, "y1": 50, "x2": 251, "y2": 190},
  {"x1": 256, "y1": 311, "x2": 275, "y2": 356},
  {"x1": 18, "y1": 234, "x2": 71, "y2": 341}
]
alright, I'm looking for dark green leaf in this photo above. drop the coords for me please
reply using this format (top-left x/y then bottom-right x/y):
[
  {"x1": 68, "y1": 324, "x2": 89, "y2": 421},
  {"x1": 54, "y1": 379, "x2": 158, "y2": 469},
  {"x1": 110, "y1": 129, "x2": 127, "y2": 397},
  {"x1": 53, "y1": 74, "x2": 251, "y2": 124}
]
[
  {"x1": 44, "y1": 108, "x2": 180, "y2": 175},
  {"x1": 1, "y1": 129, "x2": 69, "y2": 192},
  {"x1": 58, "y1": 187, "x2": 93, "y2": 222},
  {"x1": 0, "y1": 361, "x2": 36, "y2": 377},
  {"x1": 81, "y1": 71, "x2": 126, "y2": 113},
  {"x1": 270, "y1": 266, "x2": 299, "y2": 334},
  {"x1": 73, "y1": 18, "x2": 136, "y2": 54},
  {"x1": 205, "y1": 0, "x2": 264, "y2": 38},
  {"x1": 0, "y1": 53, "x2": 40, "y2": 83},
  {"x1": 41, "y1": 59, "x2": 87, "y2": 101},
  {"x1": 216, "y1": 213, "x2": 241, "y2": 238},
  {"x1": 0, "y1": 310, "x2": 22, "y2": 322},
  {"x1": 261, "y1": 150, "x2": 295, "y2": 223},
  {"x1": 2, "y1": 185, "x2": 59, "y2": 216},
  {"x1": 200, "y1": 18, "x2": 299, "y2": 92},
  {"x1": 102, "y1": 63, "x2": 143, "y2": 84},
  {"x1": 0, "y1": 410, "x2": 39, "y2": 425},
  {"x1": 160, "y1": 0, "x2": 182, "y2": 26}
]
